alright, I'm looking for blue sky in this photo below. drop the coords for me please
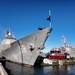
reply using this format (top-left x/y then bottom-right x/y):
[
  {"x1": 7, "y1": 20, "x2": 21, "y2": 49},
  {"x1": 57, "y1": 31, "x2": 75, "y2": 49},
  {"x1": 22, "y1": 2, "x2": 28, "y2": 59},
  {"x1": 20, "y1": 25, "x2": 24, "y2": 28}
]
[{"x1": 0, "y1": 0, "x2": 75, "y2": 52}]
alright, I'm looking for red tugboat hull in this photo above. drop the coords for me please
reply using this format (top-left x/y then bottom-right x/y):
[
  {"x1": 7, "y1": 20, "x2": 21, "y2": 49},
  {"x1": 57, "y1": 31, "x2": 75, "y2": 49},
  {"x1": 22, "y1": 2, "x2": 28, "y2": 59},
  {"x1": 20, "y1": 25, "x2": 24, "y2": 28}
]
[{"x1": 49, "y1": 55, "x2": 66, "y2": 60}]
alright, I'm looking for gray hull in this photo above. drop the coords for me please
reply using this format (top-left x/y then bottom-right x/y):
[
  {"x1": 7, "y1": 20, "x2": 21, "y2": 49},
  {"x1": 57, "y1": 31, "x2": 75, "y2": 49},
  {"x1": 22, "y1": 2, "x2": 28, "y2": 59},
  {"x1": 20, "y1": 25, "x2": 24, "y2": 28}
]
[{"x1": 1, "y1": 27, "x2": 52, "y2": 66}]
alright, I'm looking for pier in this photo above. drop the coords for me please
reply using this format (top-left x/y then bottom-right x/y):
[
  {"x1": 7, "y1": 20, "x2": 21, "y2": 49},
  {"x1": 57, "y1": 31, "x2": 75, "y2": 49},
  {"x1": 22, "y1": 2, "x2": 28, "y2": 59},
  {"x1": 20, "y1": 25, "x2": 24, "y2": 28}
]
[{"x1": 0, "y1": 63, "x2": 8, "y2": 75}]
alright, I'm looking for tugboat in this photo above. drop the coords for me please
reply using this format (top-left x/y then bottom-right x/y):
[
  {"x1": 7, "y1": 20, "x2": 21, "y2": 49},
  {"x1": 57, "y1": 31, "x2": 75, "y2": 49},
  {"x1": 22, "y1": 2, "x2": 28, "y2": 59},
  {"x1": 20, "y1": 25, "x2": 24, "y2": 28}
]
[
  {"x1": 49, "y1": 48, "x2": 66, "y2": 60},
  {"x1": 42, "y1": 36, "x2": 75, "y2": 66}
]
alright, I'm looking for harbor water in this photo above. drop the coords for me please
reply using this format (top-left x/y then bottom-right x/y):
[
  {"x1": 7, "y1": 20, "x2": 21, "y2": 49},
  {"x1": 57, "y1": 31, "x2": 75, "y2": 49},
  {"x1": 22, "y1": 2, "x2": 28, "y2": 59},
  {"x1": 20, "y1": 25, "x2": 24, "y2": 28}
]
[{"x1": 5, "y1": 61, "x2": 75, "y2": 75}]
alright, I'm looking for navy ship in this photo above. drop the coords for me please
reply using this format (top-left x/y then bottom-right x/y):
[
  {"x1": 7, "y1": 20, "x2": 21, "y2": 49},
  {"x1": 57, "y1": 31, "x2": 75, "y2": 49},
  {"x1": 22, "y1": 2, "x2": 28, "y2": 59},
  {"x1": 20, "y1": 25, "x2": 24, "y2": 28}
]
[
  {"x1": 48, "y1": 36, "x2": 75, "y2": 59},
  {"x1": 0, "y1": 27, "x2": 52, "y2": 66},
  {"x1": 60, "y1": 36, "x2": 75, "y2": 59}
]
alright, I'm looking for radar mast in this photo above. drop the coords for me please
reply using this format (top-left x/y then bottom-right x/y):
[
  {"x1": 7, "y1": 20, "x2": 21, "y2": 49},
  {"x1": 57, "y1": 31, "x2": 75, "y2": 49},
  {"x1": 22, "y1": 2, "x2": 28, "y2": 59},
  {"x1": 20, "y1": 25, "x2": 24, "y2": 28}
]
[{"x1": 62, "y1": 36, "x2": 67, "y2": 47}]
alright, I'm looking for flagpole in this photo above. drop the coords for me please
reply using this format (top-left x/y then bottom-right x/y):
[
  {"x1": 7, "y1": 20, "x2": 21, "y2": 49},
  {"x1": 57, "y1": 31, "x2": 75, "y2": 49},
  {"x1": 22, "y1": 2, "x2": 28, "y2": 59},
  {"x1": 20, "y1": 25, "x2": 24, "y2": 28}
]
[
  {"x1": 49, "y1": 10, "x2": 51, "y2": 27},
  {"x1": 47, "y1": 10, "x2": 52, "y2": 27},
  {"x1": 50, "y1": 21, "x2": 51, "y2": 27}
]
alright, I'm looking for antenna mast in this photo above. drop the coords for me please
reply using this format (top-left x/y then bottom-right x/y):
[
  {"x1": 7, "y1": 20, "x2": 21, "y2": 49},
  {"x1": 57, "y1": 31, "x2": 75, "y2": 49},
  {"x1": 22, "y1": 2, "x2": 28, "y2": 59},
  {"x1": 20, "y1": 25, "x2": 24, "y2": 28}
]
[{"x1": 62, "y1": 36, "x2": 67, "y2": 47}]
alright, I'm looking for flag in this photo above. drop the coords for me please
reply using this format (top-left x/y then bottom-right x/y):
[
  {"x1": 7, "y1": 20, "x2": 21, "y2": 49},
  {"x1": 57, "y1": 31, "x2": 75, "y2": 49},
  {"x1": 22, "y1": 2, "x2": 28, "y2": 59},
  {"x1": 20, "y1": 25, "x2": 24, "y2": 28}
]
[
  {"x1": 47, "y1": 15, "x2": 51, "y2": 21},
  {"x1": 47, "y1": 10, "x2": 52, "y2": 27},
  {"x1": 47, "y1": 10, "x2": 51, "y2": 22}
]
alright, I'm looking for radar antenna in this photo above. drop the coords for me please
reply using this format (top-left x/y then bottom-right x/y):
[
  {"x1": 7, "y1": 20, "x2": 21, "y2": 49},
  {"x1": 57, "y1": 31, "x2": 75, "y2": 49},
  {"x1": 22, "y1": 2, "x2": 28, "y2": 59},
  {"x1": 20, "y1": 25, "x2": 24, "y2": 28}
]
[
  {"x1": 4, "y1": 28, "x2": 15, "y2": 39},
  {"x1": 62, "y1": 36, "x2": 67, "y2": 47}
]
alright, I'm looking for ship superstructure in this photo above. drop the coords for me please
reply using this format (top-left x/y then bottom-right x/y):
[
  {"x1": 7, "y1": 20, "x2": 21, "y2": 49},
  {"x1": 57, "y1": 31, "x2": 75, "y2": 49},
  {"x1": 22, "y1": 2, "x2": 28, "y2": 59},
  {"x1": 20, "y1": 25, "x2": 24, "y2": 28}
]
[
  {"x1": 61, "y1": 36, "x2": 75, "y2": 58},
  {"x1": 0, "y1": 27, "x2": 52, "y2": 66},
  {"x1": 0, "y1": 29, "x2": 16, "y2": 52}
]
